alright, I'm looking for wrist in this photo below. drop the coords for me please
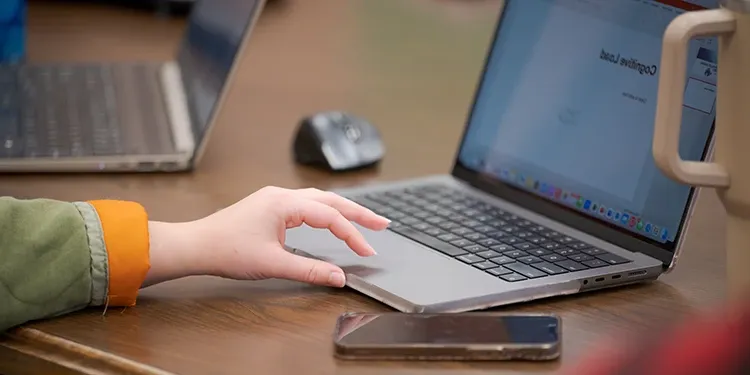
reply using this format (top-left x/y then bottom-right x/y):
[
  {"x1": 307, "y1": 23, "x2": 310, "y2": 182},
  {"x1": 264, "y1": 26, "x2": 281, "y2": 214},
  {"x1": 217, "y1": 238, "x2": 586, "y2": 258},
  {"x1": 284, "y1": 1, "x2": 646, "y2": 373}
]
[{"x1": 142, "y1": 220, "x2": 211, "y2": 288}]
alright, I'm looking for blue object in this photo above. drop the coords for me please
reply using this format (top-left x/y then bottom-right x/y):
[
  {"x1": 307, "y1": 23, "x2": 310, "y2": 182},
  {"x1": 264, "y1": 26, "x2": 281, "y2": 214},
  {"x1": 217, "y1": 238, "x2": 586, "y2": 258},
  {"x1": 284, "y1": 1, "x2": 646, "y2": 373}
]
[{"x1": 0, "y1": 0, "x2": 25, "y2": 63}]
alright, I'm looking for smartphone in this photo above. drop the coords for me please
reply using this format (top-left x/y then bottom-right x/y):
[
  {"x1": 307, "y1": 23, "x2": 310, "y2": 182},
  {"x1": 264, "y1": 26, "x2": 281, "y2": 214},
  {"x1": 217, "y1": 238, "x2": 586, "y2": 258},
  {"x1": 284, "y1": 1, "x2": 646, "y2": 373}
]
[{"x1": 332, "y1": 312, "x2": 561, "y2": 361}]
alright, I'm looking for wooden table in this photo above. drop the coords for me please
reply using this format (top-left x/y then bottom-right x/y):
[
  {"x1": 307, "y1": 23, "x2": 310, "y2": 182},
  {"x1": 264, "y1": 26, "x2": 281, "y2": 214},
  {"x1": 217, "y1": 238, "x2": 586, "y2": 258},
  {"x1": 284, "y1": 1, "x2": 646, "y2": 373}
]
[{"x1": 0, "y1": 1, "x2": 729, "y2": 374}]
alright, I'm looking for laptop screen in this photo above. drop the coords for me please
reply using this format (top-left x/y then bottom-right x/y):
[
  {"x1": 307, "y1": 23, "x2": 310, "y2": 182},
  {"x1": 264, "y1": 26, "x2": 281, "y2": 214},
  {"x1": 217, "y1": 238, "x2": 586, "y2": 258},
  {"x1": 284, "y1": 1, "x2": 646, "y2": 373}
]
[
  {"x1": 176, "y1": 0, "x2": 264, "y2": 152},
  {"x1": 456, "y1": 0, "x2": 717, "y2": 250}
]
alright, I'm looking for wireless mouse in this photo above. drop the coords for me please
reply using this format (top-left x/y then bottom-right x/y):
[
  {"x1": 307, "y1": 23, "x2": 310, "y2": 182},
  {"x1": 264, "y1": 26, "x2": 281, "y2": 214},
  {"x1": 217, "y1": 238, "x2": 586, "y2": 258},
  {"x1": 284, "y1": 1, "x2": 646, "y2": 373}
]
[{"x1": 292, "y1": 111, "x2": 385, "y2": 172}]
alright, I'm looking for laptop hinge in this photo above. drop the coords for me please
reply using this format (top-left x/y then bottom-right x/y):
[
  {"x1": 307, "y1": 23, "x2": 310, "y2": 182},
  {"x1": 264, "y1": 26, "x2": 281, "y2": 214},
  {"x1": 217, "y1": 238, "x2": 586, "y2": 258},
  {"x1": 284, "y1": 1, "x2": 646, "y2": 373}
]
[{"x1": 160, "y1": 62, "x2": 195, "y2": 155}]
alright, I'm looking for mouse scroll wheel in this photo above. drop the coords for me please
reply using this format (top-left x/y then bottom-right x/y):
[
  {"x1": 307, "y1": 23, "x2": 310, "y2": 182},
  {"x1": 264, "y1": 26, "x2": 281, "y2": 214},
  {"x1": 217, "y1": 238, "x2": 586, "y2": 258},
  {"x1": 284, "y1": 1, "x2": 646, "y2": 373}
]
[{"x1": 343, "y1": 123, "x2": 362, "y2": 143}]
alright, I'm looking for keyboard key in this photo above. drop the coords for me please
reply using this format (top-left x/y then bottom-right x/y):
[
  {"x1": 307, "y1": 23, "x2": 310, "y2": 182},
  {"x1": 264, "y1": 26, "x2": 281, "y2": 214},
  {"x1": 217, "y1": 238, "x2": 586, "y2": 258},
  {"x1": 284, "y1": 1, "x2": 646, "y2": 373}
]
[
  {"x1": 517, "y1": 220, "x2": 533, "y2": 227},
  {"x1": 556, "y1": 248, "x2": 578, "y2": 256},
  {"x1": 476, "y1": 250, "x2": 502, "y2": 259},
  {"x1": 582, "y1": 259, "x2": 608, "y2": 268},
  {"x1": 438, "y1": 222, "x2": 460, "y2": 230},
  {"x1": 401, "y1": 217, "x2": 421, "y2": 226},
  {"x1": 555, "y1": 260, "x2": 588, "y2": 272},
  {"x1": 527, "y1": 236, "x2": 547, "y2": 244},
  {"x1": 569, "y1": 242, "x2": 590, "y2": 250},
  {"x1": 516, "y1": 231, "x2": 533, "y2": 239},
  {"x1": 542, "y1": 242, "x2": 562, "y2": 250},
  {"x1": 464, "y1": 232, "x2": 486, "y2": 241},
  {"x1": 581, "y1": 247, "x2": 606, "y2": 256},
  {"x1": 503, "y1": 249, "x2": 528, "y2": 258},
  {"x1": 451, "y1": 227, "x2": 473, "y2": 236},
  {"x1": 388, "y1": 221, "x2": 404, "y2": 229},
  {"x1": 401, "y1": 206, "x2": 421, "y2": 215},
  {"x1": 436, "y1": 209, "x2": 453, "y2": 217},
  {"x1": 477, "y1": 238, "x2": 502, "y2": 247},
  {"x1": 412, "y1": 223, "x2": 432, "y2": 231},
  {"x1": 502, "y1": 237, "x2": 522, "y2": 245},
  {"x1": 501, "y1": 226, "x2": 520, "y2": 233},
  {"x1": 569, "y1": 254, "x2": 594, "y2": 262},
  {"x1": 528, "y1": 248, "x2": 551, "y2": 256},
  {"x1": 474, "y1": 225, "x2": 495, "y2": 233},
  {"x1": 464, "y1": 244, "x2": 488, "y2": 253},
  {"x1": 412, "y1": 211, "x2": 431, "y2": 219},
  {"x1": 504, "y1": 263, "x2": 547, "y2": 279},
  {"x1": 513, "y1": 242, "x2": 535, "y2": 251},
  {"x1": 473, "y1": 261, "x2": 497, "y2": 270},
  {"x1": 558, "y1": 236, "x2": 575, "y2": 244},
  {"x1": 450, "y1": 239, "x2": 474, "y2": 248},
  {"x1": 517, "y1": 255, "x2": 542, "y2": 264},
  {"x1": 424, "y1": 228, "x2": 445, "y2": 237},
  {"x1": 457, "y1": 254, "x2": 484, "y2": 264},
  {"x1": 389, "y1": 226, "x2": 467, "y2": 257},
  {"x1": 532, "y1": 261, "x2": 568, "y2": 275},
  {"x1": 487, "y1": 267, "x2": 512, "y2": 276},
  {"x1": 487, "y1": 220, "x2": 507, "y2": 228},
  {"x1": 489, "y1": 255, "x2": 515, "y2": 265},
  {"x1": 596, "y1": 253, "x2": 631, "y2": 265},
  {"x1": 448, "y1": 214, "x2": 466, "y2": 222},
  {"x1": 459, "y1": 220, "x2": 482, "y2": 228},
  {"x1": 500, "y1": 273, "x2": 528, "y2": 282},
  {"x1": 541, "y1": 254, "x2": 565, "y2": 262},
  {"x1": 490, "y1": 244, "x2": 514, "y2": 252},
  {"x1": 387, "y1": 212, "x2": 407, "y2": 220},
  {"x1": 486, "y1": 231, "x2": 507, "y2": 240},
  {"x1": 437, "y1": 233, "x2": 460, "y2": 242},
  {"x1": 425, "y1": 216, "x2": 445, "y2": 224},
  {"x1": 540, "y1": 229, "x2": 561, "y2": 238}
]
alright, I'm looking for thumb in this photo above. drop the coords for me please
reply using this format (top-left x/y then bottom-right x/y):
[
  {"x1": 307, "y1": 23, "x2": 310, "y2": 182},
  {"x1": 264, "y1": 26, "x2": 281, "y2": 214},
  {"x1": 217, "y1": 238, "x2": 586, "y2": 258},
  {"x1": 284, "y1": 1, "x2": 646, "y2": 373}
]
[{"x1": 273, "y1": 251, "x2": 347, "y2": 287}]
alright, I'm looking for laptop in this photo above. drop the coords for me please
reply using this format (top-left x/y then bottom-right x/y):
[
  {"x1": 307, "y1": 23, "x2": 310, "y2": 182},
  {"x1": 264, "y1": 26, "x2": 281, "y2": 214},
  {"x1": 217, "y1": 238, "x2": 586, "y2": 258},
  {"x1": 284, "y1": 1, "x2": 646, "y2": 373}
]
[
  {"x1": 285, "y1": 0, "x2": 719, "y2": 313},
  {"x1": 0, "y1": 0, "x2": 266, "y2": 172}
]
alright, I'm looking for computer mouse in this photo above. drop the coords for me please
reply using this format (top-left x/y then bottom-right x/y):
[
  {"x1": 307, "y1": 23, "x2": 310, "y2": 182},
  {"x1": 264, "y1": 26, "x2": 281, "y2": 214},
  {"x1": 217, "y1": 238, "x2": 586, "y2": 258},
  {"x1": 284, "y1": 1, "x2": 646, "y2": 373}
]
[{"x1": 292, "y1": 111, "x2": 385, "y2": 172}]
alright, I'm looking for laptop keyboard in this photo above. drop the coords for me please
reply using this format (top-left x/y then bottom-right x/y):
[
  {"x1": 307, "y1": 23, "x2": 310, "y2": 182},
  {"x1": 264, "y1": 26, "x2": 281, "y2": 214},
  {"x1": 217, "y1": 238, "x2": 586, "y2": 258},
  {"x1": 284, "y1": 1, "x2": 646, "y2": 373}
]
[
  {"x1": 352, "y1": 184, "x2": 632, "y2": 282},
  {"x1": 0, "y1": 65, "x2": 130, "y2": 158}
]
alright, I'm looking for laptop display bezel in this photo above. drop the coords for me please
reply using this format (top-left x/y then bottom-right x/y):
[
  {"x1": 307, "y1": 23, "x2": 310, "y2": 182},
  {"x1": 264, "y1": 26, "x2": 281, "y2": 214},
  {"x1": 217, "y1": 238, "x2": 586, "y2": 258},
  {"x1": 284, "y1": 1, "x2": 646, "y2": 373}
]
[
  {"x1": 176, "y1": 0, "x2": 267, "y2": 166},
  {"x1": 449, "y1": 0, "x2": 714, "y2": 267}
]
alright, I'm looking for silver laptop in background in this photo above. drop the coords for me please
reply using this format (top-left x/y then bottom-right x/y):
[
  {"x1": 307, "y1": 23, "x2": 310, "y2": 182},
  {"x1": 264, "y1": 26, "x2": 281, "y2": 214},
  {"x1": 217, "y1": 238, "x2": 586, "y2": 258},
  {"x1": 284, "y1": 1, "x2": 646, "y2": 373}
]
[
  {"x1": 285, "y1": 0, "x2": 719, "y2": 313},
  {"x1": 0, "y1": 0, "x2": 266, "y2": 173}
]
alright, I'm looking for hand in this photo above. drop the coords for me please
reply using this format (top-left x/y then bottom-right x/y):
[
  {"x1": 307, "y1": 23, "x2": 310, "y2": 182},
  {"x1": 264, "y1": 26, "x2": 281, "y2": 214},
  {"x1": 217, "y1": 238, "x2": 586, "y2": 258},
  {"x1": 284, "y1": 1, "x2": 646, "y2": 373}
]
[{"x1": 145, "y1": 187, "x2": 390, "y2": 288}]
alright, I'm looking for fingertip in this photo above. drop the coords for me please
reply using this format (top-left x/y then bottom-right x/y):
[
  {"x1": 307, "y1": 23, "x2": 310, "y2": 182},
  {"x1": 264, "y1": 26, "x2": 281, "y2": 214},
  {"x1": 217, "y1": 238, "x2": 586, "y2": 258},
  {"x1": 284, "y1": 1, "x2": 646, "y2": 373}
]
[
  {"x1": 360, "y1": 216, "x2": 391, "y2": 231},
  {"x1": 354, "y1": 242, "x2": 377, "y2": 257},
  {"x1": 328, "y1": 271, "x2": 346, "y2": 287}
]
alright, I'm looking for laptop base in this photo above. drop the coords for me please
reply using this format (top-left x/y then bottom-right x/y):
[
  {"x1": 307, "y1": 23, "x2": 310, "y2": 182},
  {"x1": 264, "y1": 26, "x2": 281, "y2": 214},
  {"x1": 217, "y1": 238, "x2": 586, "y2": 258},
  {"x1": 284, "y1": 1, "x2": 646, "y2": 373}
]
[{"x1": 285, "y1": 175, "x2": 664, "y2": 313}]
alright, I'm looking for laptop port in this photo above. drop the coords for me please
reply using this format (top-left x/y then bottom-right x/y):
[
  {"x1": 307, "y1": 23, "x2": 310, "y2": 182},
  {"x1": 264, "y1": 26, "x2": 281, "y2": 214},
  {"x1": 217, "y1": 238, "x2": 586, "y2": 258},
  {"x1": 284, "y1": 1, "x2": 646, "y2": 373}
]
[
  {"x1": 611, "y1": 274, "x2": 622, "y2": 280},
  {"x1": 628, "y1": 270, "x2": 648, "y2": 277},
  {"x1": 160, "y1": 162, "x2": 180, "y2": 171},
  {"x1": 138, "y1": 162, "x2": 157, "y2": 171},
  {"x1": 594, "y1": 277, "x2": 604, "y2": 282}
]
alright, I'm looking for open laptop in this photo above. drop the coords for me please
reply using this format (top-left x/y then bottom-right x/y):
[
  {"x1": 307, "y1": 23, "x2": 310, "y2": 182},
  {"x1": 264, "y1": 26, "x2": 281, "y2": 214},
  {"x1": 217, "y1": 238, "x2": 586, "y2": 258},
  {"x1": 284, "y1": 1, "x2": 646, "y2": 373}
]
[
  {"x1": 286, "y1": 0, "x2": 719, "y2": 313},
  {"x1": 0, "y1": 0, "x2": 266, "y2": 172}
]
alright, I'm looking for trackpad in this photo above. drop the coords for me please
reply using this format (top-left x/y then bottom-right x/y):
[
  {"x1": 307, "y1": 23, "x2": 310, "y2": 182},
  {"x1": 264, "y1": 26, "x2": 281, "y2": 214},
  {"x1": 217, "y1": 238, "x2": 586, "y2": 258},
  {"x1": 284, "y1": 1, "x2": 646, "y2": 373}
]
[{"x1": 285, "y1": 225, "x2": 510, "y2": 308}]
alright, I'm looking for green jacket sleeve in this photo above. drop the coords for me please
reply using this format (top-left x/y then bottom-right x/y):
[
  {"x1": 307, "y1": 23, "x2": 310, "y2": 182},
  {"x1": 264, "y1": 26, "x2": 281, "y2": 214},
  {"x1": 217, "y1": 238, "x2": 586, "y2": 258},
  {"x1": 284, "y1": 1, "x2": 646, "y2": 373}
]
[{"x1": 0, "y1": 197, "x2": 109, "y2": 332}]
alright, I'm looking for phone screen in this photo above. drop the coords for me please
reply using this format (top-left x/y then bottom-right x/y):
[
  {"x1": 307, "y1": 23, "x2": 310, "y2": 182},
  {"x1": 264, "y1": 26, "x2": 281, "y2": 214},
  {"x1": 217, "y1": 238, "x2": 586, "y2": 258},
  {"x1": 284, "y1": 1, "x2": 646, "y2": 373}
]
[{"x1": 335, "y1": 313, "x2": 560, "y2": 346}]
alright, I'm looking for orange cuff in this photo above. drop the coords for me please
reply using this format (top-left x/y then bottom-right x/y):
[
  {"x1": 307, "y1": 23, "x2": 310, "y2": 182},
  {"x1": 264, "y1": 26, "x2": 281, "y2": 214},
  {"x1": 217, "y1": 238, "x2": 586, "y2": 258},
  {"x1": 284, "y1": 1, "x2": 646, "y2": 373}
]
[{"x1": 89, "y1": 200, "x2": 150, "y2": 306}]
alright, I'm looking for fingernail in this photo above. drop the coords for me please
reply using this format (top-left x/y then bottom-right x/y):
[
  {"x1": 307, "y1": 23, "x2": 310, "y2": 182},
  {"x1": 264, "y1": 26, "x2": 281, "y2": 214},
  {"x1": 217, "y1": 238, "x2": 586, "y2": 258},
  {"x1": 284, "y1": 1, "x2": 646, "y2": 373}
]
[
  {"x1": 366, "y1": 243, "x2": 378, "y2": 255},
  {"x1": 329, "y1": 272, "x2": 346, "y2": 287}
]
